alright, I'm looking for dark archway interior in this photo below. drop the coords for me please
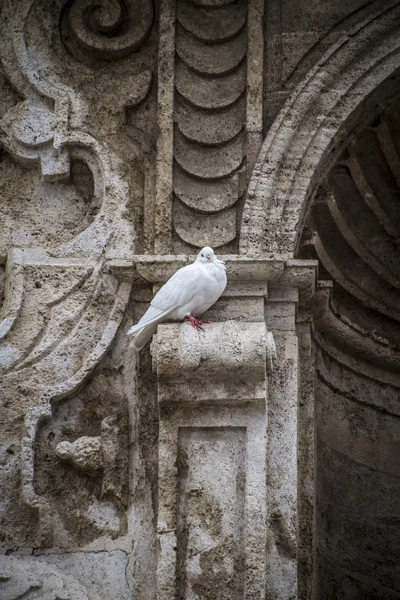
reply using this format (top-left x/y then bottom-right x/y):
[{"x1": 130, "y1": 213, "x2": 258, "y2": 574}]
[{"x1": 299, "y1": 76, "x2": 400, "y2": 599}]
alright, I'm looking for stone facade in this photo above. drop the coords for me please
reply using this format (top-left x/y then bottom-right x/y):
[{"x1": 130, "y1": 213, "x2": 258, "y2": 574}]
[{"x1": 1, "y1": 1, "x2": 400, "y2": 599}]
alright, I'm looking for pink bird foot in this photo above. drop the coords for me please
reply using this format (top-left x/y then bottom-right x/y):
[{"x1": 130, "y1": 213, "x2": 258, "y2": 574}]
[{"x1": 184, "y1": 314, "x2": 210, "y2": 330}]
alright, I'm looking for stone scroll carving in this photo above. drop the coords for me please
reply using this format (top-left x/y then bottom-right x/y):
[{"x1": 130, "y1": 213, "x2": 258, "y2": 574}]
[
  {"x1": 152, "y1": 320, "x2": 275, "y2": 400},
  {"x1": 0, "y1": 0, "x2": 154, "y2": 257},
  {"x1": 152, "y1": 320, "x2": 272, "y2": 599},
  {"x1": 62, "y1": 0, "x2": 154, "y2": 61}
]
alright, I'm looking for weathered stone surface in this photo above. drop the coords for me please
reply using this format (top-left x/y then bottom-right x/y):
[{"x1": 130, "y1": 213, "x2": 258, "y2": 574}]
[
  {"x1": 56, "y1": 437, "x2": 103, "y2": 474},
  {"x1": 0, "y1": 555, "x2": 90, "y2": 600},
  {"x1": 1, "y1": 0, "x2": 400, "y2": 599},
  {"x1": 0, "y1": 551, "x2": 131, "y2": 600},
  {"x1": 157, "y1": 402, "x2": 267, "y2": 600},
  {"x1": 152, "y1": 0, "x2": 264, "y2": 252},
  {"x1": 241, "y1": 2, "x2": 400, "y2": 260}
]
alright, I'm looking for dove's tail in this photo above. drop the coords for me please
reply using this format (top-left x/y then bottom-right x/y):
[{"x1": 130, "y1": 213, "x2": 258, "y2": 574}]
[
  {"x1": 130, "y1": 324, "x2": 158, "y2": 350},
  {"x1": 127, "y1": 306, "x2": 174, "y2": 350}
]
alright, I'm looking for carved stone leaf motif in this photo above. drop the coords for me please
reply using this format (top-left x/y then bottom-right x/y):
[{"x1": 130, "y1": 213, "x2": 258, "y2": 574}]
[
  {"x1": 0, "y1": 252, "x2": 131, "y2": 546},
  {"x1": 0, "y1": 0, "x2": 153, "y2": 379},
  {"x1": 0, "y1": 261, "x2": 93, "y2": 372},
  {"x1": 172, "y1": 0, "x2": 248, "y2": 249},
  {"x1": 0, "y1": 556, "x2": 89, "y2": 600},
  {"x1": 0, "y1": 252, "x2": 130, "y2": 379}
]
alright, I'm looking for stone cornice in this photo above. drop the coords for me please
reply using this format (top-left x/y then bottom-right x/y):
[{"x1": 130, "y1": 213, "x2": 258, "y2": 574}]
[{"x1": 108, "y1": 256, "x2": 319, "y2": 303}]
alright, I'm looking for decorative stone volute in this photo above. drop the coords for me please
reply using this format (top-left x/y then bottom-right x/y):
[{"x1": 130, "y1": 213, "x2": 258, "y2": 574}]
[{"x1": 152, "y1": 320, "x2": 276, "y2": 402}]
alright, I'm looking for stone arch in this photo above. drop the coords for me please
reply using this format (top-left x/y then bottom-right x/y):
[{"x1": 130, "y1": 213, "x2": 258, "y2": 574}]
[
  {"x1": 305, "y1": 67, "x2": 400, "y2": 598},
  {"x1": 254, "y1": 5, "x2": 400, "y2": 597},
  {"x1": 240, "y1": 0, "x2": 400, "y2": 259}
]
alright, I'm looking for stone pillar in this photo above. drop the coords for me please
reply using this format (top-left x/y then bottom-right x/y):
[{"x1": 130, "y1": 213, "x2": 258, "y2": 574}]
[
  {"x1": 152, "y1": 321, "x2": 272, "y2": 600},
  {"x1": 265, "y1": 287, "x2": 299, "y2": 599},
  {"x1": 130, "y1": 255, "x2": 318, "y2": 600},
  {"x1": 296, "y1": 308, "x2": 316, "y2": 600}
]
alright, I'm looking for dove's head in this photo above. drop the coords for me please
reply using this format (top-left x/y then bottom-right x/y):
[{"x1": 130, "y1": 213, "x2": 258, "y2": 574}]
[{"x1": 196, "y1": 246, "x2": 216, "y2": 263}]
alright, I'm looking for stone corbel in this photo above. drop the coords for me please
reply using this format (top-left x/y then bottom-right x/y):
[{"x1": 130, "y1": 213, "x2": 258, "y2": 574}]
[
  {"x1": 136, "y1": 260, "x2": 286, "y2": 600},
  {"x1": 151, "y1": 320, "x2": 276, "y2": 403}
]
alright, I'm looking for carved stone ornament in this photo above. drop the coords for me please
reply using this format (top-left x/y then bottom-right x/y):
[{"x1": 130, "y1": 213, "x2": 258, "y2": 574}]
[
  {"x1": 152, "y1": 320, "x2": 275, "y2": 400},
  {"x1": 0, "y1": 0, "x2": 153, "y2": 552},
  {"x1": 154, "y1": 0, "x2": 264, "y2": 253},
  {"x1": 152, "y1": 320, "x2": 271, "y2": 598},
  {"x1": 56, "y1": 413, "x2": 129, "y2": 506},
  {"x1": 61, "y1": 0, "x2": 154, "y2": 61},
  {"x1": 2, "y1": 0, "x2": 400, "y2": 597}
]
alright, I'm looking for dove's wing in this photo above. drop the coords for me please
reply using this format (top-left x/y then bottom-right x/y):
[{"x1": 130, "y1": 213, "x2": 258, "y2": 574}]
[
  {"x1": 127, "y1": 263, "x2": 200, "y2": 336},
  {"x1": 150, "y1": 264, "x2": 200, "y2": 311}
]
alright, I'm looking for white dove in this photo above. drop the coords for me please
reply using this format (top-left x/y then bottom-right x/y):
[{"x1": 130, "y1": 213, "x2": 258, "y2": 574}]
[{"x1": 127, "y1": 246, "x2": 227, "y2": 349}]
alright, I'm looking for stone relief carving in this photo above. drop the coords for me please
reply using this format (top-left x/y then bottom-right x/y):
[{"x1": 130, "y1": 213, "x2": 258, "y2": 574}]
[
  {"x1": 0, "y1": 250, "x2": 131, "y2": 547},
  {"x1": 152, "y1": 319, "x2": 275, "y2": 401},
  {"x1": 153, "y1": 321, "x2": 270, "y2": 599},
  {"x1": 299, "y1": 68, "x2": 400, "y2": 600},
  {"x1": 3, "y1": 0, "x2": 396, "y2": 597},
  {"x1": 240, "y1": 0, "x2": 400, "y2": 259},
  {"x1": 0, "y1": 0, "x2": 154, "y2": 256},
  {"x1": 154, "y1": 0, "x2": 264, "y2": 253},
  {"x1": 121, "y1": 255, "x2": 317, "y2": 599},
  {"x1": 61, "y1": 0, "x2": 154, "y2": 61},
  {"x1": 297, "y1": 83, "x2": 400, "y2": 387},
  {"x1": 173, "y1": 0, "x2": 247, "y2": 250},
  {"x1": 0, "y1": 0, "x2": 155, "y2": 552},
  {"x1": 56, "y1": 413, "x2": 128, "y2": 506}
]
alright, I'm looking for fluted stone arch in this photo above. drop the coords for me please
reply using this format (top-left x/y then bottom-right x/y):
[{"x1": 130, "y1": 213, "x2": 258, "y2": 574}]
[
  {"x1": 247, "y1": 4, "x2": 400, "y2": 598},
  {"x1": 240, "y1": 0, "x2": 400, "y2": 259}
]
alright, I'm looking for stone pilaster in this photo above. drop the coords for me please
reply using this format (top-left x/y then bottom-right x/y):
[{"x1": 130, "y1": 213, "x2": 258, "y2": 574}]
[
  {"x1": 265, "y1": 287, "x2": 299, "y2": 599},
  {"x1": 126, "y1": 255, "x2": 318, "y2": 600},
  {"x1": 152, "y1": 320, "x2": 272, "y2": 599}
]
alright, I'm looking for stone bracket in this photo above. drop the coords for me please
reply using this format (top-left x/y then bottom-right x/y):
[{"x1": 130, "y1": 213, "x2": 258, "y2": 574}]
[{"x1": 152, "y1": 320, "x2": 275, "y2": 403}]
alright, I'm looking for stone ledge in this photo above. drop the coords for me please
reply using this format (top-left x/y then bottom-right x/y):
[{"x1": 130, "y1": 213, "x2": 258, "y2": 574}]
[{"x1": 108, "y1": 256, "x2": 319, "y2": 302}]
